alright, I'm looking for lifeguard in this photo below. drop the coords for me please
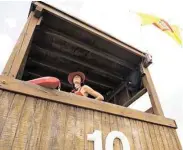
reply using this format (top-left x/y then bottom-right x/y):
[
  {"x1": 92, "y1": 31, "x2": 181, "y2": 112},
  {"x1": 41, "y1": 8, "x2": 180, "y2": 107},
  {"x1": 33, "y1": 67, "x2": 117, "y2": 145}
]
[{"x1": 68, "y1": 71, "x2": 104, "y2": 101}]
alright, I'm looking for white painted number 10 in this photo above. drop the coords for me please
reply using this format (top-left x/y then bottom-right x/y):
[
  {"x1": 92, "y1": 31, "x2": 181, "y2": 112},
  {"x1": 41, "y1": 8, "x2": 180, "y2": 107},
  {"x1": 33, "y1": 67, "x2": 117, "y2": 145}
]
[{"x1": 87, "y1": 130, "x2": 130, "y2": 150}]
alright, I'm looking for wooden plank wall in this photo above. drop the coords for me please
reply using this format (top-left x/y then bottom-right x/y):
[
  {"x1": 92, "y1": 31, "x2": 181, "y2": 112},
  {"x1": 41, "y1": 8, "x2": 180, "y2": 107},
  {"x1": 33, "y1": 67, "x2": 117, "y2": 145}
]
[{"x1": 0, "y1": 90, "x2": 181, "y2": 150}]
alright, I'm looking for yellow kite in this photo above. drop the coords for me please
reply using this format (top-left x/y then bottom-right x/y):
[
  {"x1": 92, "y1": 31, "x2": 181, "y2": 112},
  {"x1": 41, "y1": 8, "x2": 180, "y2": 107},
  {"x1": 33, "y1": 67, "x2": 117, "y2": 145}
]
[{"x1": 137, "y1": 12, "x2": 182, "y2": 45}]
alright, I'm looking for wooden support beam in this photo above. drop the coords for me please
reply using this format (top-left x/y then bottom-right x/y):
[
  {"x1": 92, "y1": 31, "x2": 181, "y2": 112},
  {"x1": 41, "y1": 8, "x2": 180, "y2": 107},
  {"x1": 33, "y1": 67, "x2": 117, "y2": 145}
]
[
  {"x1": 115, "y1": 88, "x2": 129, "y2": 106},
  {"x1": 141, "y1": 64, "x2": 164, "y2": 116},
  {"x1": 44, "y1": 30, "x2": 136, "y2": 70},
  {"x1": 34, "y1": 1, "x2": 146, "y2": 58},
  {"x1": 35, "y1": 45, "x2": 124, "y2": 81},
  {"x1": 2, "y1": 12, "x2": 34, "y2": 76},
  {"x1": 107, "y1": 82, "x2": 126, "y2": 101},
  {"x1": 145, "y1": 107, "x2": 154, "y2": 114},
  {"x1": 2, "y1": 10, "x2": 42, "y2": 78},
  {"x1": 29, "y1": 59, "x2": 114, "y2": 89},
  {"x1": 0, "y1": 75, "x2": 176, "y2": 128},
  {"x1": 123, "y1": 88, "x2": 147, "y2": 107}
]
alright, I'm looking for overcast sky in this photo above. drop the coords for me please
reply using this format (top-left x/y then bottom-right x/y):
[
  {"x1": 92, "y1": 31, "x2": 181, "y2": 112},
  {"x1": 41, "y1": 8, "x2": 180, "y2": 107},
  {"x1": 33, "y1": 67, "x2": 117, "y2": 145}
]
[{"x1": 0, "y1": 0, "x2": 183, "y2": 144}]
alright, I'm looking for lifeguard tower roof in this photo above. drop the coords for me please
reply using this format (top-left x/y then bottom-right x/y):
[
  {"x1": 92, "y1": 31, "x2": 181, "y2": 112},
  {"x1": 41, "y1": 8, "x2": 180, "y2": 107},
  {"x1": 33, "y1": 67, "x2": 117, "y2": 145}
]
[{"x1": 19, "y1": 1, "x2": 149, "y2": 104}]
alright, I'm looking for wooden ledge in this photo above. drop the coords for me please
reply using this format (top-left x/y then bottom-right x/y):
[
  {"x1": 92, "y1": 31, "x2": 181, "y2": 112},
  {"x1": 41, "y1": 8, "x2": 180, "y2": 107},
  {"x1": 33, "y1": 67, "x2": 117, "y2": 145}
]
[{"x1": 0, "y1": 75, "x2": 177, "y2": 128}]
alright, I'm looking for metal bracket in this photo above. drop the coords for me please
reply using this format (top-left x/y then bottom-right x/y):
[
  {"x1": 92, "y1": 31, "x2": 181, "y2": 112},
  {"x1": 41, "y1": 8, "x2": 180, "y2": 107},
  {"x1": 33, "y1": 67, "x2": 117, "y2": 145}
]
[
  {"x1": 34, "y1": 6, "x2": 43, "y2": 18},
  {"x1": 143, "y1": 53, "x2": 152, "y2": 68}
]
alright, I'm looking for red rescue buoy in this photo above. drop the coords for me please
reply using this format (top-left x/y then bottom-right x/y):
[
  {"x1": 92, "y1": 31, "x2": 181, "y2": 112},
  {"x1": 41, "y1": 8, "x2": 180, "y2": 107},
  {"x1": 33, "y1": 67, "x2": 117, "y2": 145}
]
[{"x1": 27, "y1": 77, "x2": 61, "y2": 89}]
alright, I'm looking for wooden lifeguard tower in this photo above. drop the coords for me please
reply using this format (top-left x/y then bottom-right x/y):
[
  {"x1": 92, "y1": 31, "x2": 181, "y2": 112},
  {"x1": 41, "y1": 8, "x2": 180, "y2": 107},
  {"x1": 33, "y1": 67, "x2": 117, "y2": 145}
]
[{"x1": 0, "y1": 1, "x2": 182, "y2": 150}]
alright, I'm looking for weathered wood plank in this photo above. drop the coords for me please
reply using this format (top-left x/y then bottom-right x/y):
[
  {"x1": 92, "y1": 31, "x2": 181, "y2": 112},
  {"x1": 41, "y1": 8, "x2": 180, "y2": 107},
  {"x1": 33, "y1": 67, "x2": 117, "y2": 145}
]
[
  {"x1": 0, "y1": 90, "x2": 181, "y2": 150},
  {"x1": 9, "y1": 12, "x2": 41, "y2": 78},
  {"x1": 49, "y1": 103, "x2": 67, "y2": 150},
  {"x1": 0, "y1": 90, "x2": 3, "y2": 97},
  {"x1": 84, "y1": 109, "x2": 94, "y2": 150},
  {"x1": 153, "y1": 125, "x2": 164, "y2": 150},
  {"x1": 167, "y1": 127, "x2": 179, "y2": 150},
  {"x1": 11, "y1": 97, "x2": 36, "y2": 149},
  {"x1": 74, "y1": 107, "x2": 85, "y2": 150},
  {"x1": 2, "y1": 12, "x2": 33, "y2": 76},
  {"x1": 158, "y1": 125, "x2": 169, "y2": 150},
  {"x1": 101, "y1": 113, "x2": 110, "y2": 150},
  {"x1": 38, "y1": 101, "x2": 54, "y2": 150},
  {"x1": 93, "y1": 111, "x2": 102, "y2": 131},
  {"x1": 172, "y1": 129, "x2": 182, "y2": 150},
  {"x1": 163, "y1": 127, "x2": 174, "y2": 150},
  {"x1": 147, "y1": 123, "x2": 160, "y2": 150},
  {"x1": 0, "y1": 92, "x2": 15, "y2": 119},
  {"x1": 63, "y1": 106, "x2": 77, "y2": 150},
  {"x1": 141, "y1": 65, "x2": 164, "y2": 116},
  {"x1": 130, "y1": 120, "x2": 142, "y2": 150},
  {"x1": 0, "y1": 91, "x2": 15, "y2": 143},
  {"x1": 145, "y1": 107, "x2": 154, "y2": 114},
  {"x1": 93, "y1": 111, "x2": 102, "y2": 149},
  {"x1": 142, "y1": 122, "x2": 154, "y2": 150},
  {"x1": 26, "y1": 99, "x2": 47, "y2": 150},
  {"x1": 117, "y1": 117, "x2": 135, "y2": 150},
  {"x1": 0, "y1": 75, "x2": 177, "y2": 128},
  {"x1": 136, "y1": 121, "x2": 148, "y2": 150},
  {"x1": 109, "y1": 115, "x2": 121, "y2": 150},
  {"x1": 0, "y1": 94, "x2": 26, "y2": 149}
]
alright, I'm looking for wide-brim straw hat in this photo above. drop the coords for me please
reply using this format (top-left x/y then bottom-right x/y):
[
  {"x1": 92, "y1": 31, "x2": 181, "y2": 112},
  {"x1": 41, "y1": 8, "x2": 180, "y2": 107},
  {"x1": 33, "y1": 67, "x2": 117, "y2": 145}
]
[{"x1": 68, "y1": 71, "x2": 86, "y2": 84}]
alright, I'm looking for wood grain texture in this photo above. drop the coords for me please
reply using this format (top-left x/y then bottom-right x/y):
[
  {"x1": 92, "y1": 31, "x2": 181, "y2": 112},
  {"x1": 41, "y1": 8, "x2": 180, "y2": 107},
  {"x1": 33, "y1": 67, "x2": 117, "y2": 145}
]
[
  {"x1": 101, "y1": 113, "x2": 110, "y2": 149},
  {"x1": 39, "y1": 101, "x2": 54, "y2": 150},
  {"x1": 63, "y1": 106, "x2": 77, "y2": 150},
  {"x1": 49, "y1": 103, "x2": 67, "y2": 150},
  {"x1": 0, "y1": 94, "x2": 26, "y2": 149},
  {"x1": 74, "y1": 107, "x2": 85, "y2": 150},
  {"x1": 109, "y1": 115, "x2": 120, "y2": 150},
  {"x1": 130, "y1": 120, "x2": 142, "y2": 150},
  {"x1": 0, "y1": 90, "x2": 181, "y2": 150},
  {"x1": 93, "y1": 111, "x2": 102, "y2": 131},
  {"x1": 0, "y1": 92, "x2": 15, "y2": 118},
  {"x1": 26, "y1": 99, "x2": 47, "y2": 150},
  {"x1": 153, "y1": 125, "x2": 164, "y2": 150},
  {"x1": 163, "y1": 127, "x2": 174, "y2": 150},
  {"x1": 84, "y1": 109, "x2": 94, "y2": 150},
  {"x1": 158, "y1": 125, "x2": 169, "y2": 150},
  {"x1": 0, "y1": 92, "x2": 15, "y2": 135},
  {"x1": 167, "y1": 127, "x2": 178, "y2": 150},
  {"x1": 11, "y1": 96, "x2": 36, "y2": 149},
  {"x1": 136, "y1": 121, "x2": 148, "y2": 150},
  {"x1": 148, "y1": 123, "x2": 160, "y2": 150},
  {"x1": 172, "y1": 129, "x2": 182, "y2": 150},
  {"x1": 0, "y1": 90, "x2": 3, "y2": 97},
  {"x1": 85, "y1": 110, "x2": 94, "y2": 150},
  {"x1": 93, "y1": 111, "x2": 102, "y2": 149},
  {"x1": 118, "y1": 117, "x2": 135, "y2": 150},
  {"x1": 142, "y1": 122, "x2": 154, "y2": 150},
  {"x1": 0, "y1": 75, "x2": 177, "y2": 128}
]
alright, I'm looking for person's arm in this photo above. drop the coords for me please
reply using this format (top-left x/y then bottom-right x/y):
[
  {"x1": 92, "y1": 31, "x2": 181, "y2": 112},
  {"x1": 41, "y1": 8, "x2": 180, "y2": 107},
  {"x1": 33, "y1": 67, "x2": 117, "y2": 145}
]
[{"x1": 83, "y1": 85, "x2": 104, "y2": 101}]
